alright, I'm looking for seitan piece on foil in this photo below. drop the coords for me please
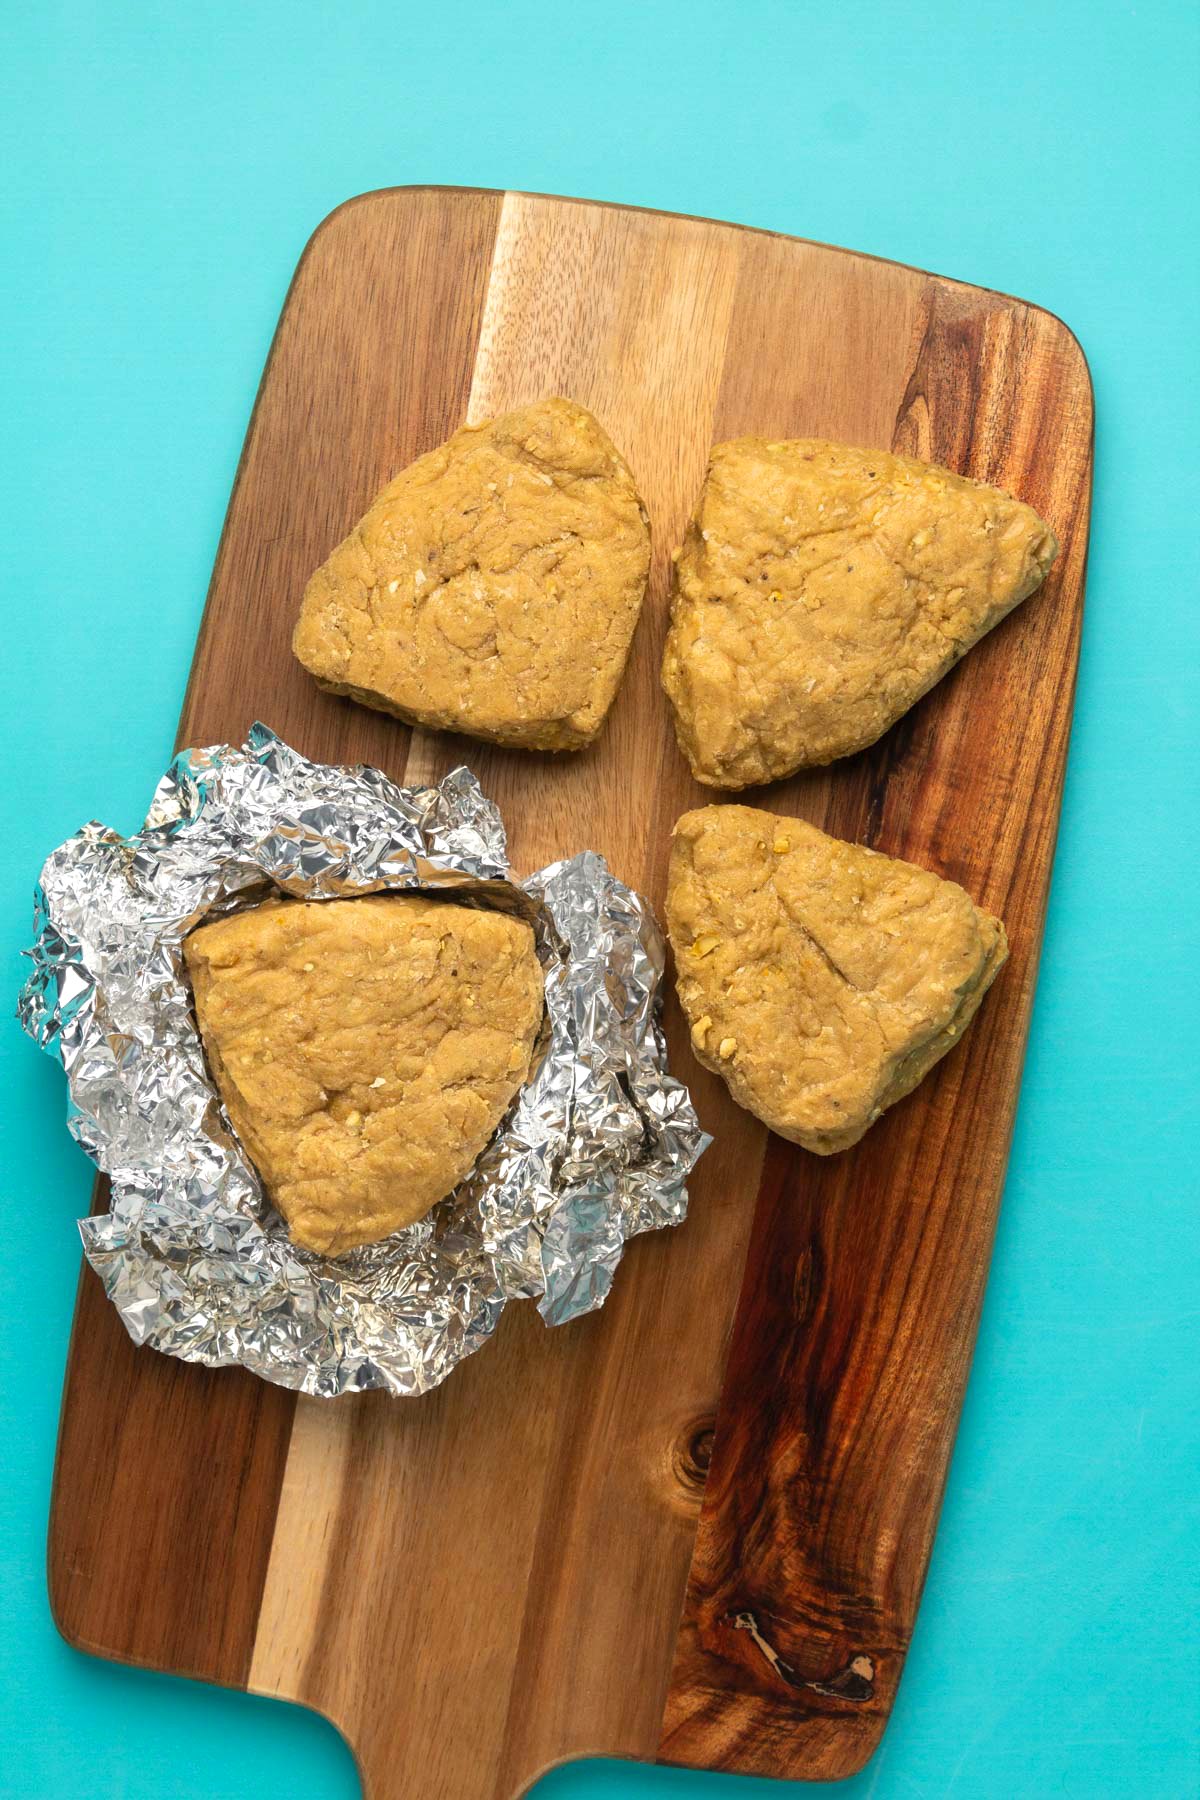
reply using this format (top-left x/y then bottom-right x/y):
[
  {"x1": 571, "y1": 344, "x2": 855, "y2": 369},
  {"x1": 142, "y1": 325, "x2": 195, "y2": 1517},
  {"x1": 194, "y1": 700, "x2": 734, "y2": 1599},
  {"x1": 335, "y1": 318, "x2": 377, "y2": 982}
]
[{"x1": 185, "y1": 893, "x2": 544, "y2": 1254}]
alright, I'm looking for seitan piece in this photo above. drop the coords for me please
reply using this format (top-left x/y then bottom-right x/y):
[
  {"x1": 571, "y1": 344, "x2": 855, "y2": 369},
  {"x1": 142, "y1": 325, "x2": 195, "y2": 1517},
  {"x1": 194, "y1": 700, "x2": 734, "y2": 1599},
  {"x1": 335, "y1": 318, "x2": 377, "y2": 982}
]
[
  {"x1": 661, "y1": 437, "x2": 1058, "y2": 786},
  {"x1": 293, "y1": 397, "x2": 651, "y2": 750},
  {"x1": 666, "y1": 805, "x2": 1007, "y2": 1152},
  {"x1": 184, "y1": 894, "x2": 544, "y2": 1255}
]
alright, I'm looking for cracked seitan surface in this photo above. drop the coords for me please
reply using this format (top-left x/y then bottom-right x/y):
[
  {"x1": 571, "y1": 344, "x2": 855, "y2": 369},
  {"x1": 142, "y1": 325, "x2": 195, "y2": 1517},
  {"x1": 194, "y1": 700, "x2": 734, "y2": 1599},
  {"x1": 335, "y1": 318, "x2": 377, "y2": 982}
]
[
  {"x1": 666, "y1": 805, "x2": 1007, "y2": 1153},
  {"x1": 184, "y1": 894, "x2": 544, "y2": 1255},
  {"x1": 661, "y1": 437, "x2": 1058, "y2": 786},
  {"x1": 293, "y1": 397, "x2": 651, "y2": 750}
]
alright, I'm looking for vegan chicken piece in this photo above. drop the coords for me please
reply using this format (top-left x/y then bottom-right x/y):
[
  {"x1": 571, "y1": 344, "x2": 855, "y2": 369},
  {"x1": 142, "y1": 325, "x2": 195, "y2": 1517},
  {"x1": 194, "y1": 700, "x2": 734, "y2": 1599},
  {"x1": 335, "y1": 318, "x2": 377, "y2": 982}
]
[
  {"x1": 661, "y1": 437, "x2": 1057, "y2": 786},
  {"x1": 666, "y1": 805, "x2": 1007, "y2": 1152},
  {"x1": 184, "y1": 894, "x2": 544, "y2": 1255},
  {"x1": 294, "y1": 397, "x2": 651, "y2": 751}
]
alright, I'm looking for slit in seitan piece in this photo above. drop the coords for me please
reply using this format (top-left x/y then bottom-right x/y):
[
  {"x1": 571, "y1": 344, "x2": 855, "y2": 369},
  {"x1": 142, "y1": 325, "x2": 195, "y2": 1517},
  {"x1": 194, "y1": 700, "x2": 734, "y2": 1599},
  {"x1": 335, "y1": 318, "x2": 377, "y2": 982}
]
[
  {"x1": 184, "y1": 894, "x2": 544, "y2": 1255},
  {"x1": 661, "y1": 436, "x2": 1057, "y2": 787},
  {"x1": 666, "y1": 805, "x2": 1007, "y2": 1153}
]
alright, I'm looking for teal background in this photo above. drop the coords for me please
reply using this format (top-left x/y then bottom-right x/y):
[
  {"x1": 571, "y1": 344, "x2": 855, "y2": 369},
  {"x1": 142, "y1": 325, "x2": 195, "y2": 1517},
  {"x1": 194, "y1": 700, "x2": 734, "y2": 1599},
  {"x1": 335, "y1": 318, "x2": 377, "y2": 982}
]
[{"x1": 3, "y1": 1, "x2": 1197, "y2": 1795}]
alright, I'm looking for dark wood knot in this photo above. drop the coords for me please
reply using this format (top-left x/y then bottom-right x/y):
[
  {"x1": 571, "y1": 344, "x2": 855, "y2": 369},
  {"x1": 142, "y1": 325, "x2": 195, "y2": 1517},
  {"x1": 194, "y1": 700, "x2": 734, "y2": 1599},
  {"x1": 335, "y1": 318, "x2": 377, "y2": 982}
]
[
  {"x1": 671, "y1": 1416, "x2": 716, "y2": 1495},
  {"x1": 726, "y1": 1610, "x2": 876, "y2": 1703}
]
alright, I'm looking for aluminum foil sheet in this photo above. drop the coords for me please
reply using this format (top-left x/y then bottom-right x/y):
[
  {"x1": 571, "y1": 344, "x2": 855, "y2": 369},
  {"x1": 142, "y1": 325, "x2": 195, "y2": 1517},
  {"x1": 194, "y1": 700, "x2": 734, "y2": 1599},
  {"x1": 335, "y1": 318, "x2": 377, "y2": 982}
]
[{"x1": 18, "y1": 724, "x2": 709, "y2": 1396}]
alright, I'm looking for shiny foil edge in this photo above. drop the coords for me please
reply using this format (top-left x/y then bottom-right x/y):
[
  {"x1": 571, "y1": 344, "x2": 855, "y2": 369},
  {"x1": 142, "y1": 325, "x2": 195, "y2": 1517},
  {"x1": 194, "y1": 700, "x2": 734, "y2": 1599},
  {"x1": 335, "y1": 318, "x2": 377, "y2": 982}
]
[{"x1": 17, "y1": 725, "x2": 709, "y2": 1396}]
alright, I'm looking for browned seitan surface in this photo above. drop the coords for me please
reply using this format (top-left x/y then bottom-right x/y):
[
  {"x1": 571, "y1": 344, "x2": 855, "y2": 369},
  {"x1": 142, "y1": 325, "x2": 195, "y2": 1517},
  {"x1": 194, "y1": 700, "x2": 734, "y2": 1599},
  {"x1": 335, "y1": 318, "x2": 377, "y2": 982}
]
[
  {"x1": 295, "y1": 397, "x2": 650, "y2": 750},
  {"x1": 662, "y1": 436, "x2": 1056, "y2": 786},
  {"x1": 666, "y1": 804, "x2": 1007, "y2": 1152},
  {"x1": 185, "y1": 894, "x2": 544, "y2": 1254}
]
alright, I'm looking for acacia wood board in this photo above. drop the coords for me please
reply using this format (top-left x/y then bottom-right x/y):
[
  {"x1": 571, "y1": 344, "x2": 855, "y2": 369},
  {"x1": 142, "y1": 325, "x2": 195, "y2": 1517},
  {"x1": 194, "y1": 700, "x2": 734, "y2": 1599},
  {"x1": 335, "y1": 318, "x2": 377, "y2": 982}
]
[{"x1": 47, "y1": 187, "x2": 1092, "y2": 1796}]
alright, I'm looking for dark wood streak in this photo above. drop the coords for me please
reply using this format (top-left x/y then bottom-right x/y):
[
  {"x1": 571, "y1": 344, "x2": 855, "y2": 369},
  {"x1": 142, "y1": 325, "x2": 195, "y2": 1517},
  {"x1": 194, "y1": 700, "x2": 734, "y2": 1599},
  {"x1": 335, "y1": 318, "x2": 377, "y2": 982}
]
[
  {"x1": 660, "y1": 269, "x2": 1091, "y2": 1782},
  {"x1": 895, "y1": 281, "x2": 995, "y2": 468}
]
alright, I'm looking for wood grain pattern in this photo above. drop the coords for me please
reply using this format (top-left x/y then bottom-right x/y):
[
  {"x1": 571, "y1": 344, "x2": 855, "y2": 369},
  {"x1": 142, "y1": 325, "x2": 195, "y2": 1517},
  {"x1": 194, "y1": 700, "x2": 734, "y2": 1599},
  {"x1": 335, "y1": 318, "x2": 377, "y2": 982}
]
[
  {"x1": 659, "y1": 262, "x2": 1092, "y2": 1783},
  {"x1": 46, "y1": 188, "x2": 1092, "y2": 1796}
]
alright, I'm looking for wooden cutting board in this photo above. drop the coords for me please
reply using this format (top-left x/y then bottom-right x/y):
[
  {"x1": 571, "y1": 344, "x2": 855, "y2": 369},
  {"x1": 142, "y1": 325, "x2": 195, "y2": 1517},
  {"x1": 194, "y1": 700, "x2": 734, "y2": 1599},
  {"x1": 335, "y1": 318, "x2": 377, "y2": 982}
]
[{"x1": 47, "y1": 188, "x2": 1092, "y2": 1796}]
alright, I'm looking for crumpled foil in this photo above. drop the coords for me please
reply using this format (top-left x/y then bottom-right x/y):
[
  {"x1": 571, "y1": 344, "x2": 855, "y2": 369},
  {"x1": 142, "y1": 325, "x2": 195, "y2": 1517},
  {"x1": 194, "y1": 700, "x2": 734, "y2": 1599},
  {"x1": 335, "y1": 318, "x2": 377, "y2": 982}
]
[{"x1": 18, "y1": 724, "x2": 709, "y2": 1396}]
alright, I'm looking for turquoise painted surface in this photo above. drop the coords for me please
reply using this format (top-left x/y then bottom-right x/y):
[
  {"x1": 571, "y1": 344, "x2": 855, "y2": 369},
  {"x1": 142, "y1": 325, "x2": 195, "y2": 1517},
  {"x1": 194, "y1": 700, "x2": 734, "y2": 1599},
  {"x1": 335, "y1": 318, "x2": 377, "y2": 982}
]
[{"x1": 3, "y1": 2, "x2": 1197, "y2": 1795}]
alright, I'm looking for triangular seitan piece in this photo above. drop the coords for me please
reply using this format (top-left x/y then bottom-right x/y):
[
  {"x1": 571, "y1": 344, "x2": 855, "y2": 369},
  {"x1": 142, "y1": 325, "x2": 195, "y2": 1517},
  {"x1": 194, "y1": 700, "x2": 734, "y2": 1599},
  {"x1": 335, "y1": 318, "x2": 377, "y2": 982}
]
[
  {"x1": 662, "y1": 437, "x2": 1057, "y2": 786},
  {"x1": 184, "y1": 895, "x2": 543, "y2": 1255},
  {"x1": 666, "y1": 806, "x2": 1006, "y2": 1152},
  {"x1": 294, "y1": 397, "x2": 650, "y2": 751}
]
